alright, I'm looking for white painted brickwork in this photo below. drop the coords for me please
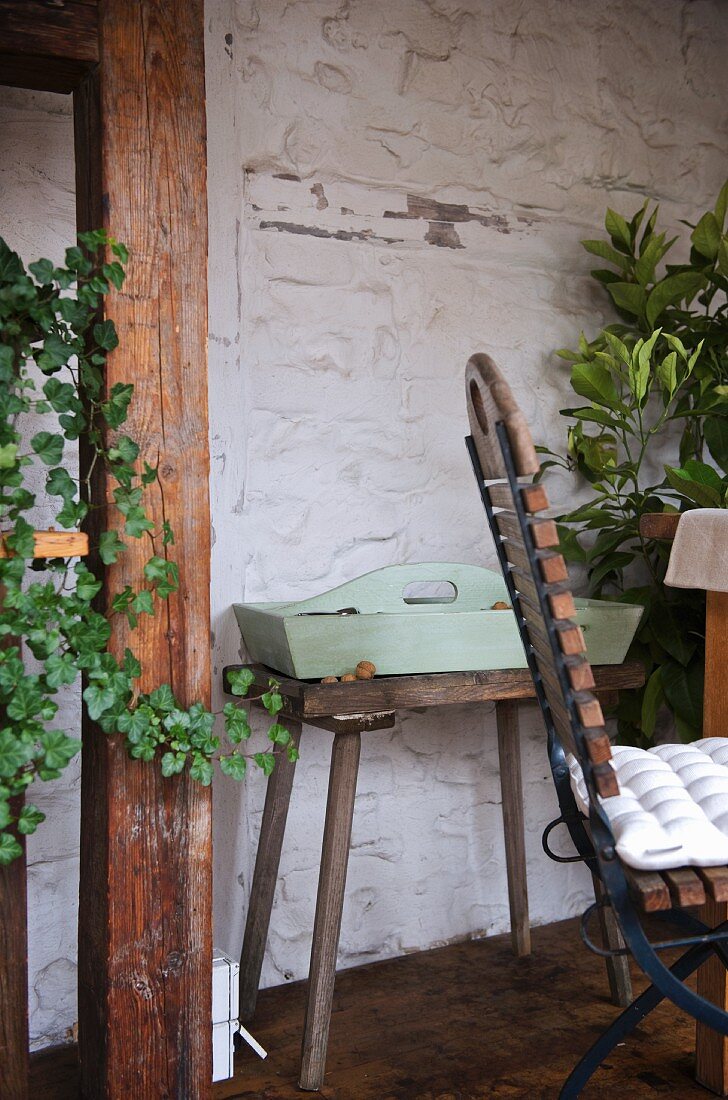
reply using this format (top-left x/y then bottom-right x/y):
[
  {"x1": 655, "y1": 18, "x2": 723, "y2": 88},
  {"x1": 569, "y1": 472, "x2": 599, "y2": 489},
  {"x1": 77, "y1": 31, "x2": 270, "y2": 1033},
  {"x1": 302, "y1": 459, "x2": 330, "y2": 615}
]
[{"x1": 0, "y1": 0, "x2": 726, "y2": 1049}]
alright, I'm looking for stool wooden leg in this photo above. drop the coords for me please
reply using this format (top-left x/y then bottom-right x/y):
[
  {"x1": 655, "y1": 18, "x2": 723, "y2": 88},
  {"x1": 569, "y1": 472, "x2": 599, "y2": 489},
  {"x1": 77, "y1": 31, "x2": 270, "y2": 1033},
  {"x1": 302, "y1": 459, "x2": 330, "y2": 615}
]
[
  {"x1": 495, "y1": 700, "x2": 531, "y2": 957},
  {"x1": 238, "y1": 718, "x2": 302, "y2": 1023},
  {"x1": 300, "y1": 732, "x2": 361, "y2": 1091},
  {"x1": 591, "y1": 872, "x2": 632, "y2": 1007}
]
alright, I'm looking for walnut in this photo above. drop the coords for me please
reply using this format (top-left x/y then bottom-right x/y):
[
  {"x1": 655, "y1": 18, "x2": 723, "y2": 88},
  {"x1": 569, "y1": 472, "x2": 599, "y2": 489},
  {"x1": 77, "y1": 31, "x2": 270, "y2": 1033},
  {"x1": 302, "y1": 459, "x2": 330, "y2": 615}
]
[
  {"x1": 355, "y1": 660, "x2": 376, "y2": 679},
  {"x1": 341, "y1": 673, "x2": 357, "y2": 682},
  {"x1": 321, "y1": 676, "x2": 338, "y2": 683},
  {"x1": 491, "y1": 601, "x2": 511, "y2": 610}
]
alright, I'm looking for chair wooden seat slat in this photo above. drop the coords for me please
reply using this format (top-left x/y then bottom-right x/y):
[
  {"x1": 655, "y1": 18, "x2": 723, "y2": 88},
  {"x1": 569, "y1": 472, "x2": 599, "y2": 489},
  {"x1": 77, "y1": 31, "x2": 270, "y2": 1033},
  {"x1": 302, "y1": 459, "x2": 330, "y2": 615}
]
[{"x1": 465, "y1": 349, "x2": 728, "y2": 1097}]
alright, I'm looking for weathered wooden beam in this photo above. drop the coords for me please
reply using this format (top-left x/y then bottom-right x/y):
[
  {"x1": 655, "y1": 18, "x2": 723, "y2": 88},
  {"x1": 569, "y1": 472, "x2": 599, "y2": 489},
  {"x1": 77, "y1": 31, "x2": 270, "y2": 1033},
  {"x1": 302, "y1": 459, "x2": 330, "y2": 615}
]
[
  {"x1": 0, "y1": 531, "x2": 88, "y2": 558},
  {"x1": 0, "y1": 791, "x2": 29, "y2": 1100},
  {"x1": 0, "y1": 0, "x2": 98, "y2": 94},
  {"x1": 74, "y1": 1, "x2": 212, "y2": 1096}
]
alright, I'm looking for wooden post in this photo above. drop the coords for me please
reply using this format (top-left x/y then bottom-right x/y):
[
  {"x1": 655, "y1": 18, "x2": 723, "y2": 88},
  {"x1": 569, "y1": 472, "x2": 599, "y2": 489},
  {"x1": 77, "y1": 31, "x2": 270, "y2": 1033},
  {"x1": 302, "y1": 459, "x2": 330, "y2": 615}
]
[
  {"x1": 74, "y1": 2, "x2": 212, "y2": 1096},
  {"x1": 696, "y1": 590, "x2": 728, "y2": 1096},
  {"x1": 0, "y1": 794, "x2": 29, "y2": 1100}
]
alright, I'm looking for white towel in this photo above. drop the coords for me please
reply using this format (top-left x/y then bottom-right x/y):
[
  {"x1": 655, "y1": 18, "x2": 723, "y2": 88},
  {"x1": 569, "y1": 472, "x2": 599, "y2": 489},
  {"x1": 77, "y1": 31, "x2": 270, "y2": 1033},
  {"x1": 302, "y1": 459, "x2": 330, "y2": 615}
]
[{"x1": 664, "y1": 509, "x2": 728, "y2": 594}]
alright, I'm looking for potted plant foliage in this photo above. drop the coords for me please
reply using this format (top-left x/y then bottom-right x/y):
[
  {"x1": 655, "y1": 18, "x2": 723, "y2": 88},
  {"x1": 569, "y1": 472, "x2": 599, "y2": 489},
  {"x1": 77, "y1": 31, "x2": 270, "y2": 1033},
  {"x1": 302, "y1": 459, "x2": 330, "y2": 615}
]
[{"x1": 541, "y1": 182, "x2": 728, "y2": 745}]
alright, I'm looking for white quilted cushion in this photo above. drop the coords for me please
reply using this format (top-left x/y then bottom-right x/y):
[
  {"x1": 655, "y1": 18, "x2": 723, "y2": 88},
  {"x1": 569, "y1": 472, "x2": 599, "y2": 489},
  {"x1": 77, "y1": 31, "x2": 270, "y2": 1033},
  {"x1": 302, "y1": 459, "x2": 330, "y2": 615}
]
[{"x1": 568, "y1": 738, "x2": 728, "y2": 871}]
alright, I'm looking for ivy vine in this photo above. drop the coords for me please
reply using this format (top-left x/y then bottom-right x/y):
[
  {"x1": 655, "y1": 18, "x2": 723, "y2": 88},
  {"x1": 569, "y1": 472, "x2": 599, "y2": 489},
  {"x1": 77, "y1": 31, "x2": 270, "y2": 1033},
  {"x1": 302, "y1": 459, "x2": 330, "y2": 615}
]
[{"x1": 0, "y1": 231, "x2": 295, "y2": 863}]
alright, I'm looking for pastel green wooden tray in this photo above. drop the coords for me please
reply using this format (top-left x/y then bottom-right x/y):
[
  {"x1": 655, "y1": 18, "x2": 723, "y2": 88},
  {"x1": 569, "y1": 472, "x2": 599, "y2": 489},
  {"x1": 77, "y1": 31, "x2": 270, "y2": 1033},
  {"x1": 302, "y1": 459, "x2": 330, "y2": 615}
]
[{"x1": 233, "y1": 563, "x2": 643, "y2": 680}]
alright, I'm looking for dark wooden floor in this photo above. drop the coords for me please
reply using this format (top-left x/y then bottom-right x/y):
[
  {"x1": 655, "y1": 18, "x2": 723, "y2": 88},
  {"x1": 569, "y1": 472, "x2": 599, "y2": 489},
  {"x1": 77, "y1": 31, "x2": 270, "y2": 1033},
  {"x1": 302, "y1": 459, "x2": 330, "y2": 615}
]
[{"x1": 31, "y1": 917, "x2": 711, "y2": 1099}]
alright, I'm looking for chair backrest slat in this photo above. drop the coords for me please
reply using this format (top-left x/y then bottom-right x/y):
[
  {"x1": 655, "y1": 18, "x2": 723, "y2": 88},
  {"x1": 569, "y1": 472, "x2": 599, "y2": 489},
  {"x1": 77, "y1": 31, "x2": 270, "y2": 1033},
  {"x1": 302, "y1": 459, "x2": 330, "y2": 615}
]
[{"x1": 465, "y1": 352, "x2": 619, "y2": 801}]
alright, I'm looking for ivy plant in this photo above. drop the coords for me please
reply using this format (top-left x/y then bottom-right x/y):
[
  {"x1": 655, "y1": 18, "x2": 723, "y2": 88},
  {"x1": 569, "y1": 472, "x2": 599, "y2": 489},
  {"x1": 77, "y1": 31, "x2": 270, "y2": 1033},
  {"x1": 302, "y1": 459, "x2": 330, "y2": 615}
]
[
  {"x1": 0, "y1": 232, "x2": 295, "y2": 863},
  {"x1": 541, "y1": 182, "x2": 728, "y2": 746}
]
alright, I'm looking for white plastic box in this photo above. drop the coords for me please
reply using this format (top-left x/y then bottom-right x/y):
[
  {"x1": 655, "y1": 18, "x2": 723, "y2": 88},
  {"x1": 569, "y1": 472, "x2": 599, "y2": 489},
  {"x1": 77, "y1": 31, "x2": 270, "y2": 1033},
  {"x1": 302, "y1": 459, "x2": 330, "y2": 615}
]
[{"x1": 212, "y1": 949, "x2": 240, "y2": 1083}]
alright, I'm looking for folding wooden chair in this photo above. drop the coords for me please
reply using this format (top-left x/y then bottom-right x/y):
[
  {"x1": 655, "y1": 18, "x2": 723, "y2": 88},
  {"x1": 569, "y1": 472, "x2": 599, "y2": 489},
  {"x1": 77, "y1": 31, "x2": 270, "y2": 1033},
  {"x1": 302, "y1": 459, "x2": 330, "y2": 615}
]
[{"x1": 465, "y1": 352, "x2": 728, "y2": 1097}]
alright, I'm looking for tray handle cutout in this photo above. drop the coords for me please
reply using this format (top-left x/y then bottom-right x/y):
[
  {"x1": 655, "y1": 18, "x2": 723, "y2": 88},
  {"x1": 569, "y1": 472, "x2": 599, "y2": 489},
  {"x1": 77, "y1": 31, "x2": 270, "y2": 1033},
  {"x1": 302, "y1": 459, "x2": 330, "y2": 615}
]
[{"x1": 402, "y1": 580, "x2": 457, "y2": 605}]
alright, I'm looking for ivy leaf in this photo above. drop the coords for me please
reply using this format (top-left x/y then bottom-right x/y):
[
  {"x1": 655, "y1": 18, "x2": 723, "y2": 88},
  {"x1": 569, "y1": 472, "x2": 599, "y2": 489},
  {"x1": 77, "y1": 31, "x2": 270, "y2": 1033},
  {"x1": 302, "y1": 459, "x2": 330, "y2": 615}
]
[
  {"x1": 39, "y1": 730, "x2": 81, "y2": 771},
  {"x1": 123, "y1": 648, "x2": 142, "y2": 679},
  {"x1": 161, "y1": 751, "x2": 186, "y2": 777},
  {"x1": 93, "y1": 320, "x2": 119, "y2": 351},
  {"x1": 131, "y1": 589, "x2": 154, "y2": 615},
  {"x1": 261, "y1": 689, "x2": 283, "y2": 716},
  {"x1": 98, "y1": 530, "x2": 126, "y2": 565},
  {"x1": 162, "y1": 521, "x2": 175, "y2": 546},
  {"x1": 189, "y1": 756, "x2": 214, "y2": 785},
  {"x1": 286, "y1": 742, "x2": 300, "y2": 763},
  {"x1": 6, "y1": 677, "x2": 44, "y2": 721},
  {"x1": 108, "y1": 435, "x2": 139, "y2": 464},
  {"x1": 28, "y1": 258, "x2": 54, "y2": 284},
  {"x1": 117, "y1": 708, "x2": 152, "y2": 741},
  {"x1": 223, "y1": 703, "x2": 252, "y2": 744},
  {"x1": 44, "y1": 653, "x2": 78, "y2": 689},
  {"x1": 253, "y1": 752, "x2": 276, "y2": 777},
  {"x1": 267, "y1": 722, "x2": 290, "y2": 746},
  {"x1": 125, "y1": 507, "x2": 155, "y2": 538},
  {"x1": 0, "y1": 443, "x2": 18, "y2": 469},
  {"x1": 83, "y1": 681, "x2": 118, "y2": 721},
  {"x1": 46, "y1": 467, "x2": 76, "y2": 502},
  {"x1": 0, "y1": 728, "x2": 35, "y2": 777},
  {"x1": 149, "y1": 684, "x2": 176, "y2": 714},
  {"x1": 17, "y1": 804, "x2": 45, "y2": 835},
  {"x1": 37, "y1": 332, "x2": 71, "y2": 373},
  {"x1": 5, "y1": 517, "x2": 35, "y2": 558},
  {"x1": 31, "y1": 431, "x2": 64, "y2": 467},
  {"x1": 101, "y1": 382, "x2": 133, "y2": 428},
  {"x1": 0, "y1": 833, "x2": 23, "y2": 866},
  {"x1": 220, "y1": 754, "x2": 247, "y2": 780}
]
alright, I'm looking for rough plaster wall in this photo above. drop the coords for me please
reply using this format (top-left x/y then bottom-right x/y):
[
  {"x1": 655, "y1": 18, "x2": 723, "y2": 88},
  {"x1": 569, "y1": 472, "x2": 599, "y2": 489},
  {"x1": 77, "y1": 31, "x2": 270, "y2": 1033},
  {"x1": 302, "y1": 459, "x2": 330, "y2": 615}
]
[
  {"x1": 208, "y1": 0, "x2": 728, "y2": 992},
  {"x1": 0, "y1": 88, "x2": 79, "y2": 1049}
]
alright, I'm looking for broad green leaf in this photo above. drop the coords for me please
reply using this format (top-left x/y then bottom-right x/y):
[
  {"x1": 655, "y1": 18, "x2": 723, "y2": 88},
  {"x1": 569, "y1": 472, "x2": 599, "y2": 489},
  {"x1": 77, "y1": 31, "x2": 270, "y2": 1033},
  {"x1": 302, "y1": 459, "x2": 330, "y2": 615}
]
[
  {"x1": 189, "y1": 756, "x2": 214, "y2": 785},
  {"x1": 607, "y1": 281, "x2": 646, "y2": 317},
  {"x1": 570, "y1": 363, "x2": 620, "y2": 409},
  {"x1": 661, "y1": 659, "x2": 704, "y2": 731},
  {"x1": 605, "y1": 208, "x2": 632, "y2": 252},
  {"x1": 581, "y1": 239, "x2": 630, "y2": 270},
  {"x1": 715, "y1": 181, "x2": 728, "y2": 230},
  {"x1": 640, "y1": 668, "x2": 664, "y2": 739},
  {"x1": 645, "y1": 271, "x2": 705, "y2": 327},
  {"x1": 261, "y1": 689, "x2": 283, "y2": 716},
  {"x1": 161, "y1": 751, "x2": 186, "y2": 777},
  {"x1": 691, "y1": 211, "x2": 721, "y2": 260},
  {"x1": 704, "y1": 416, "x2": 728, "y2": 473}
]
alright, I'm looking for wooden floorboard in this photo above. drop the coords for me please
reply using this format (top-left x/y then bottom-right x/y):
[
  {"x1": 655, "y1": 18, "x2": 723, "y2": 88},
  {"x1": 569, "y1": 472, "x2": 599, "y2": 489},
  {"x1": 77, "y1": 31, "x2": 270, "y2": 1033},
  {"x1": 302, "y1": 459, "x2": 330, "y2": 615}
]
[{"x1": 31, "y1": 917, "x2": 705, "y2": 1099}]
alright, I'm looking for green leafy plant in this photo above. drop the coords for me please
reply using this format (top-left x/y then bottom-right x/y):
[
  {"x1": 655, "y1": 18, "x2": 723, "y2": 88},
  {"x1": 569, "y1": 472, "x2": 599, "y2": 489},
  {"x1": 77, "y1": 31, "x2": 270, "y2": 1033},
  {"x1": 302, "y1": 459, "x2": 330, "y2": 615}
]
[
  {"x1": 541, "y1": 183, "x2": 728, "y2": 746},
  {"x1": 0, "y1": 232, "x2": 295, "y2": 862}
]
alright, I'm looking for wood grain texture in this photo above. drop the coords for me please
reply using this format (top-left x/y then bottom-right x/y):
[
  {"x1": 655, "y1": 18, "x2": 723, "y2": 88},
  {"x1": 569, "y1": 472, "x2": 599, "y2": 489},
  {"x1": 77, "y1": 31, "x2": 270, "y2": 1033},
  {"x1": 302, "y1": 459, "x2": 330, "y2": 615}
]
[
  {"x1": 0, "y1": 793, "x2": 29, "y2": 1100},
  {"x1": 0, "y1": 530, "x2": 88, "y2": 559},
  {"x1": 663, "y1": 868, "x2": 706, "y2": 908},
  {"x1": 74, "y1": 2, "x2": 212, "y2": 1096},
  {"x1": 638, "y1": 513, "x2": 681, "y2": 541},
  {"x1": 239, "y1": 721, "x2": 302, "y2": 1023},
  {"x1": 0, "y1": 585, "x2": 28, "y2": 1100},
  {"x1": 495, "y1": 700, "x2": 530, "y2": 957},
  {"x1": 0, "y1": 0, "x2": 98, "y2": 93},
  {"x1": 696, "y1": 590, "x2": 728, "y2": 1096},
  {"x1": 223, "y1": 662, "x2": 645, "y2": 719},
  {"x1": 465, "y1": 353, "x2": 540, "y2": 478},
  {"x1": 300, "y1": 734, "x2": 362, "y2": 1091},
  {"x1": 697, "y1": 897, "x2": 728, "y2": 1097},
  {"x1": 591, "y1": 873, "x2": 632, "y2": 1008}
]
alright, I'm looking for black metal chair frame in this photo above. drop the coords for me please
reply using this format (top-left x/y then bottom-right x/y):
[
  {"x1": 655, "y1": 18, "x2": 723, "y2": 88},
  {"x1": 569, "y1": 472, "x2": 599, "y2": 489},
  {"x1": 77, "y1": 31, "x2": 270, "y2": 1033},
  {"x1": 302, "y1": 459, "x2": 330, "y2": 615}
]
[{"x1": 466, "y1": 419, "x2": 728, "y2": 1098}]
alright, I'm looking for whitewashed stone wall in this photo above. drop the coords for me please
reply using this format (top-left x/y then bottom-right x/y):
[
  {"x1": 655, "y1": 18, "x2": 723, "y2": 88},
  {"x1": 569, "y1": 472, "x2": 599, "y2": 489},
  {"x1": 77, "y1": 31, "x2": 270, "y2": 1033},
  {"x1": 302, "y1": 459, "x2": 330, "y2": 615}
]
[
  {"x1": 1, "y1": 0, "x2": 726, "y2": 1051},
  {"x1": 208, "y1": 0, "x2": 728, "y2": 992}
]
